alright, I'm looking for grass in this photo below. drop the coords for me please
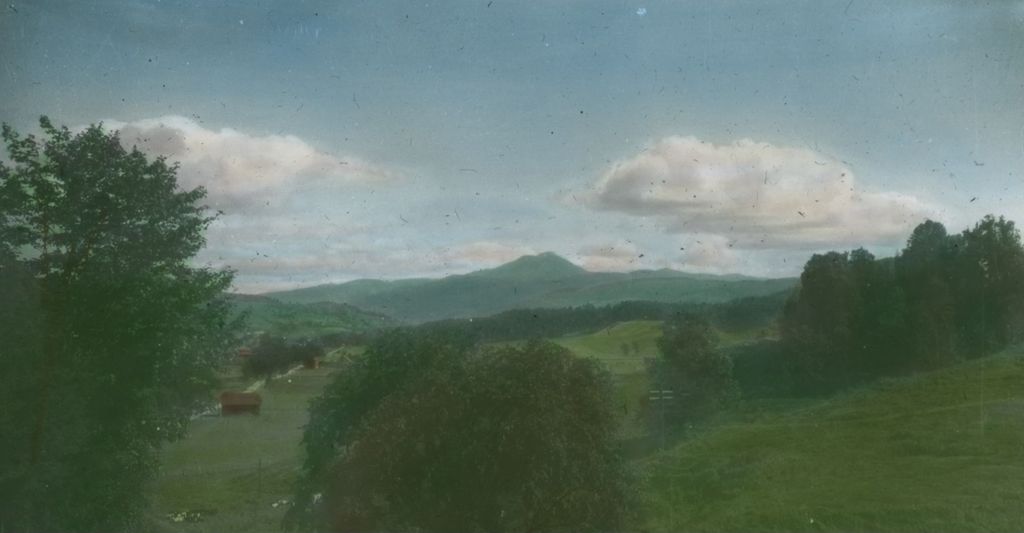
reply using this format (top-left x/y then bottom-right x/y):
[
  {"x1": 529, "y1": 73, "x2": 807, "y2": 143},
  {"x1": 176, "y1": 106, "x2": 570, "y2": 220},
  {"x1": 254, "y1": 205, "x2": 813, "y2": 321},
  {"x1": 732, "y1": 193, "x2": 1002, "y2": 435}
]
[
  {"x1": 641, "y1": 344, "x2": 1024, "y2": 532},
  {"x1": 146, "y1": 349, "x2": 356, "y2": 532},
  {"x1": 552, "y1": 321, "x2": 773, "y2": 439},
  {"x1": 553, "y1": 321, "x2": 663, "y2": 438},
  {"x1": 553, "y1": 320, "x2": 663, "y2": 374},
  {"x1": 149, "y1": 320, "x2": 1024, "y2": 532}
]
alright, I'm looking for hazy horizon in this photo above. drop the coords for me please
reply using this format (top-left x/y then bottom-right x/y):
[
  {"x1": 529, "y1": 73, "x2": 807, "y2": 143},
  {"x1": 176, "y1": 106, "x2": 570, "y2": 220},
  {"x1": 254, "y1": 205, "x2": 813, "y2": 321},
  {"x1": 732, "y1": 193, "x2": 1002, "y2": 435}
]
[{"x1": 244, "y1": 250, "x2": 788, "y2": 295}]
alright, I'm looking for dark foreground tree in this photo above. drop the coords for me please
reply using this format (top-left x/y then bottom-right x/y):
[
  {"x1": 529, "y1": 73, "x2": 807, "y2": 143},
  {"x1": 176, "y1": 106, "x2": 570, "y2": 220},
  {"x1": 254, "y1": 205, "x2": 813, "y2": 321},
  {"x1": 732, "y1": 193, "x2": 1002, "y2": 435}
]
[
  {"x1": 0, "y1": 118, "x2": 236, "y2": 531},
  {"x1": 288, "y1": 334, "x2": 633, "y2": 532}
]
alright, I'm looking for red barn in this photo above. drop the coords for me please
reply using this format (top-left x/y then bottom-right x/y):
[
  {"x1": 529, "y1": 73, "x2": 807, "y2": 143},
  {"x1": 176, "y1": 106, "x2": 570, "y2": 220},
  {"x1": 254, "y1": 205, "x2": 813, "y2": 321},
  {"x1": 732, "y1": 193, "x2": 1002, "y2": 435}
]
[
  {"x1": 238, "y1": 347, "x2": 253, "y2": 359},
  {"x1": 303, "y1": 356, "x2": 320, "y2": 369},
  {"x1": 219, "y1": 391, "x2": 262, "y2": 415}
]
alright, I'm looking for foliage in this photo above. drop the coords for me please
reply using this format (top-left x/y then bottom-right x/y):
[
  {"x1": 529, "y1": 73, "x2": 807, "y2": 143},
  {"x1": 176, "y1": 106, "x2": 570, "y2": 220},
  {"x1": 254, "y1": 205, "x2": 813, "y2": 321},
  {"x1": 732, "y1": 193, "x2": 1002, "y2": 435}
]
[
  {"x1": 781, "y1": 216, "x2": 1024, "y2": 393},
  {"x1": 416, "y1": 290, "x2": 790, "y2": 347},
  {"x1": 651, "y1": 314, "x2": 739, "y2": 423},
  {"x1": 288, "y1": 333, "x2": 633, "y2": 532},
  {"x1": 227, "y1": 294, "x2": 394, "y2": 341},
  {"x1": 286, "y1": 329, "x2": 477, "y2": 530},
  {"x1": 0, "y1": 117, "x2": 237, "y2": 531},
  {"x1": 242, "y1": 334, "x2": 325, "y2": 381}
]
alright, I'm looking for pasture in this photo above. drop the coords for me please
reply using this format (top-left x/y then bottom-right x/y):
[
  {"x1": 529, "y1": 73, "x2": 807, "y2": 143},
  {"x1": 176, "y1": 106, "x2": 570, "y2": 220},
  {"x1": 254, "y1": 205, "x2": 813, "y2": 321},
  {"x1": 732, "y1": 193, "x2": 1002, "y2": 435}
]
[
  {"x1": 145, "y1": 321, "x2": 1024, "y2": 533},
  {"x1": 641, "y1": 344, "x2": 1024, "y2": 532},
  {"x1": 147, "y1": 349, "x2": 357, "y2": 532}
]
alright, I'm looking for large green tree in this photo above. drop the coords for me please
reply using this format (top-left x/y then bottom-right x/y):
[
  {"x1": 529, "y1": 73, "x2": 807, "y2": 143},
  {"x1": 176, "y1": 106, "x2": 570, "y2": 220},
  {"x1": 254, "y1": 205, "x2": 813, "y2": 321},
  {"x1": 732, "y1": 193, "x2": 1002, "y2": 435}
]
[
  {"x1": 780, "y1": 251, "x2": 859, "y2": 389},
  {"x1": 288, "y1": 332, "x2": 633, "y2": 532},
  {"x1": 652, "y1": 313, "x2": 738, "y2": 423},
  {"x1": 951, "y1": 216, "x2": 1024, "y2": 356},
  {"x1": 0, "y1": 118, "x2": 236, "y2": 531},
  {"x1": 895, "y1": 220, "x2": 958, "y2": 367}
]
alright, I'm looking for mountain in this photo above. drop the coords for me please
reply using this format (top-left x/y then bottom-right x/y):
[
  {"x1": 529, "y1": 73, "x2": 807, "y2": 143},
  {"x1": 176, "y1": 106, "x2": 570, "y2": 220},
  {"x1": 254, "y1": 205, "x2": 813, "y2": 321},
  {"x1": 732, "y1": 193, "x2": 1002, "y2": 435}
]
[
  {"x1": 261, "y1": 253, "x2": 797, "y2": 323},
  {"x1": 470, "y1": 251, "x2": 587, "y2": 280}
]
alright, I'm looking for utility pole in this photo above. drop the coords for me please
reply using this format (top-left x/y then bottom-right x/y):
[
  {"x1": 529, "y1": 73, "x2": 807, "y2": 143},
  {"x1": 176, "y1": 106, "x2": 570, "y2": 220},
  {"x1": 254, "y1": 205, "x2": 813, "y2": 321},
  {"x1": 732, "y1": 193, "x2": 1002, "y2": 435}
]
[
  {"x1": 648, "y1": 386, "x2": 675, "y2": 530},
  {"x1": 648, "y1": 388, "x2": 674, "y2": 451}
]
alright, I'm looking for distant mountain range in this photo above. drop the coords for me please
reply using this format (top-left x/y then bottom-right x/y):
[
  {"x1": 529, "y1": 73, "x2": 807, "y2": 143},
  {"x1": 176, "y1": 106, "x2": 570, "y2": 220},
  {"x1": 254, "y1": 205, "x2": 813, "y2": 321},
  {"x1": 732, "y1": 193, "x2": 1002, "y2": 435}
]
[{"x1": 258, "y1": 252, "x2": 797, "y2": 323}]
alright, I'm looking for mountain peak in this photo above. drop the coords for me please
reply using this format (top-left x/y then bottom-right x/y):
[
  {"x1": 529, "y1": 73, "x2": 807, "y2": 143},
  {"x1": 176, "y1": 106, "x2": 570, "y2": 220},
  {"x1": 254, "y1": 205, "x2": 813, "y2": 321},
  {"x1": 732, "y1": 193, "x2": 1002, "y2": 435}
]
[{"x1": 474, "y1": 252, "x2": 587, "y2": 279}]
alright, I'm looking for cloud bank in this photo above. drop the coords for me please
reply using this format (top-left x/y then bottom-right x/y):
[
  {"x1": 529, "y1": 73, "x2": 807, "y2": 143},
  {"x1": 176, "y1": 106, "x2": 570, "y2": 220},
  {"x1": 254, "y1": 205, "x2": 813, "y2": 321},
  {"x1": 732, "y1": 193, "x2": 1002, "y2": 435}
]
[
  {"x1": 584, "y1": 136, "x2": 936, "y2": 250},
  {"x1": 105, "y1": 116, "x2": 396, "y2": 208}
]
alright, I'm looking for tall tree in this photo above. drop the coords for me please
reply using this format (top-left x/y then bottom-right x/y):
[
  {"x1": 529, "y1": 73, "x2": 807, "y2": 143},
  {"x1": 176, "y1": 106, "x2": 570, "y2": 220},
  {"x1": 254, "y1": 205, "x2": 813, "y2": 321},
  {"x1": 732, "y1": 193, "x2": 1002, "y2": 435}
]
[
  {"x1": 848, "y1": 250, "x2": 908, "y2": 375},
  {"x1": 952, "y1": 216, "x2": 1024, "y2": 356},
  {"x1": 781, "y1": 251, "x2": 858, "y2": 389},
  {"x1": 654, "y1": 314, "x2": 738, "y2": 422},
  {"x1": 896, "y1": 220, "x2": 957, "y2": 367},
  {"x1": 0, "y1": 118, "x2": 236, "y2": 531}
]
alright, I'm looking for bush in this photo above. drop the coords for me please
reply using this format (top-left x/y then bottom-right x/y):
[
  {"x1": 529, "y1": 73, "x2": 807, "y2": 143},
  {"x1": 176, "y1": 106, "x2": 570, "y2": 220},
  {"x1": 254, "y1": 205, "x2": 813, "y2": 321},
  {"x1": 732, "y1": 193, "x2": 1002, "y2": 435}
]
[{"x1": 288, "y1": 332, "x2": 634, "y2": 532}]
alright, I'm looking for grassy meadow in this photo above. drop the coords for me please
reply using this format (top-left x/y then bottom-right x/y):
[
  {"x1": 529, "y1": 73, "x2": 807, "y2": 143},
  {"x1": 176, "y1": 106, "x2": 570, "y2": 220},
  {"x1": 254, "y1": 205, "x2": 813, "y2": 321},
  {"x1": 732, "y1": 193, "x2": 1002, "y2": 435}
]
[
  {"x1": 641, "y1": 344, "x2": 1024, "y2": 532},
  {"x1": 147, "y1": 318, "x2": 1024, "y2": 533},
  {"x1": 147, "y1": 349, "x2": 359, "y2": 532}
]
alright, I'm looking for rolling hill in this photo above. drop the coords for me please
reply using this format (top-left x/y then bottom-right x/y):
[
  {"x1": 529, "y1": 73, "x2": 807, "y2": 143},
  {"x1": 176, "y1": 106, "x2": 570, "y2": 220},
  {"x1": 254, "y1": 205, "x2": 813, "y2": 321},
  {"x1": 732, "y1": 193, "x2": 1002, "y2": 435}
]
[
  {"x1": 261, "y1": 252, "x2": 797, "y2": 322},
  {"x1": 227, "y1": 294, "x2": 395, "y2": 340},
  {"x1": 641, "y1": 344, "x2": 1024, "y2": 532}
]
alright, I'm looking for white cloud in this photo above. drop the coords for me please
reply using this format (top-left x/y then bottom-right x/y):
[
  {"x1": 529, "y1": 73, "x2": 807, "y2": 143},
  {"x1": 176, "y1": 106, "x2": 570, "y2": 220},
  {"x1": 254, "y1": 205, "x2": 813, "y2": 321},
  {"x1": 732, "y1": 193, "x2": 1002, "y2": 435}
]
[
  {"x1": 676, "y1": 234, "x2": 739, "y2": 273},
  {"x1": 583, "y1": 136, "x2": 937, "y2": 250},
  {"x1": 87, "y1": 116, "x2": 422, "y2": 291},
  {"x1": 440, "y1": 241, "x2": 538, "y2": 269},
  {"x1": 573, "y1": 242, "x2": 644, "y2": 272},
  {"x1": 104, "y1": 116, "x2": 397, "y2": 208}
]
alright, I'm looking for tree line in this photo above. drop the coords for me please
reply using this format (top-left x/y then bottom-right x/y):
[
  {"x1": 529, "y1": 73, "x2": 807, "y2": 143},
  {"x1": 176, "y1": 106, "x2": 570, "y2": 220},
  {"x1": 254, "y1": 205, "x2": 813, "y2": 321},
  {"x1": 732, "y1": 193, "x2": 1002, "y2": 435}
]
[
  {"x1": 242, "y1": 334, "x2": 325, "y2": 382},
  {"x1": 782, "y1": 216, "x2": 1024, "y2": 392},
  {"x1": 412, "y1": 290, "x2": 789, "y2": 345}
]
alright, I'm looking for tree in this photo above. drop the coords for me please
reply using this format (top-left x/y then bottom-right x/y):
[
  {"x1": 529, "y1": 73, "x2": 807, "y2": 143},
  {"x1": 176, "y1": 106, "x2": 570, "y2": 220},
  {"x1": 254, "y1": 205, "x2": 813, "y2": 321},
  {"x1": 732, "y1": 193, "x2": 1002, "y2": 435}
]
[
  {"x1": 288, "y1": 334, "x2": 633, "y2": 532},
  {"x1": 653, "y1": 314, "x2": 738, "y2": 422},
  {"x1": 287, "y1": 328, "x2": 479, "y2": 530},
  {"x1": 0, "y1": 117, "x2": 236, "y2": 531},
  {"x1": 781, "y1": 251, "x2": 863, "y2": 390},
  {"x1": 242, "y1": 334, "x2": 324, "y2": 382},
  {"x1": 896, "y1": 220, "x2": 957, "y2": 367},
  {"x1": 848, "y1": 250, "x2": 908, "y2": 375},
  {"x1": 951, "y1": 216, "x2": 1024, "y2": 356}
]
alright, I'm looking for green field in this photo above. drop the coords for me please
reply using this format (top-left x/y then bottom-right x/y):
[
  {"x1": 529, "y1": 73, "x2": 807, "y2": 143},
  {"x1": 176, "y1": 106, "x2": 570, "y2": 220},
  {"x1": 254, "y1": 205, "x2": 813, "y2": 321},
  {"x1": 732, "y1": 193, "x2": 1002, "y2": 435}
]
[
  {"x1": 641, "y1": 344, "x2": 1024, "y2": 532},
  {"x1": 553, "y1": 320, "x2": 663, "y2": 374},
  {"x1": 149, "y1": 321, "x2": 1024, "y2": 532},
  {"x1": 228, "y1": 294, "x2": 395, "y2": 340},
  {"x1": 147, "y1": 349, "x2": 359, "y2": 532}
]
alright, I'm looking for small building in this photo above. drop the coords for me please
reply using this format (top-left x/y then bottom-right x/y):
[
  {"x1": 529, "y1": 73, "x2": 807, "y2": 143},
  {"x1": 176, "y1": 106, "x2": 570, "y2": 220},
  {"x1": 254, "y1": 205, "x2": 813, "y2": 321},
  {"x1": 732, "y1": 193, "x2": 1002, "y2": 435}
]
[
  {"x1": 302, "y1": 356, "x2": 320, "y2": 369},
  {"x1": 238, "y1": 347, "x2": 253, "y2": 359},
  {"x1": 219, "y1": 391, "x2": 262, "y2": 416}
]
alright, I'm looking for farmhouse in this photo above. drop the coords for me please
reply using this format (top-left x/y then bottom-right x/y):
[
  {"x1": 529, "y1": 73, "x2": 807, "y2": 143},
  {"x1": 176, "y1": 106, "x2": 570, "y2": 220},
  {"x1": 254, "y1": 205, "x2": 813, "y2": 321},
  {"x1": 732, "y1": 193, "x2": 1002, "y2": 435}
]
[{"x1": 219, "y1": 391, "x2": 262, "y2": 415}]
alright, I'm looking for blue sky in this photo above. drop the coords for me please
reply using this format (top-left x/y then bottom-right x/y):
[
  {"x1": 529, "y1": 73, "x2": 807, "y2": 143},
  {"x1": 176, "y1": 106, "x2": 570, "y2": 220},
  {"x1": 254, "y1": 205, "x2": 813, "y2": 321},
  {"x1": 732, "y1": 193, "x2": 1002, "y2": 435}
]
[{"x1": 3, "y1": 0, "x2": 1023, "y2": 291}]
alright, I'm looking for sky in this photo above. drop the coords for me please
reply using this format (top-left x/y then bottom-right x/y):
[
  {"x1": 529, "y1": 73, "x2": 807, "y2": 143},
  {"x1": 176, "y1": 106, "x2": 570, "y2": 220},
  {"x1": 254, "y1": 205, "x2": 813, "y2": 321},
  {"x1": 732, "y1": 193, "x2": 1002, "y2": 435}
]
[{"x1": 3, "y1": 0, "x2": 1024, "y2": 292}]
